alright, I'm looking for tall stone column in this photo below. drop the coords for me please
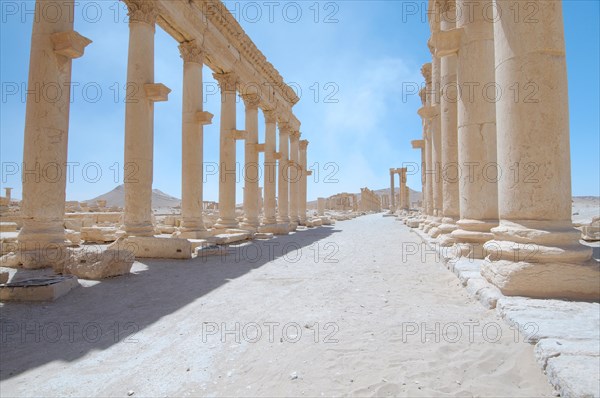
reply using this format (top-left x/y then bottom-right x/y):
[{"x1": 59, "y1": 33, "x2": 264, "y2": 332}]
[
  {"x1": 240, "y1": 94, "x2": 260, "y2": 231},
  {"x1": 389, "y1": 168, "x2": 396, "y2": 212},
  {"x1": 482, "y1": 0, "x2": 596, "y2": 300},
  {"x1": 288, "y1": 131, "x2": 301, "y2": 227},
  {"x1": 420, "y1": 63, "x2": 434, "y2": 220},
  {"x1": 178, "y1": 41, "x2": 211, "y2": 239},
  {"x1": 123, "y1": 0, "x2": 170, "y2": 237},
  {"x1": 277, "y1": 122, "x2": 290, "y2": 224},
  {"x1": 213, "y1": 72, "x2": 239, "y2": 229},
  {"x1": 17, "y1": 0, "x2": 91, "y2": 268},
  {"x1": 261, "y1": 109, "x2": 278, "y2": 226},
  {"x1": 449, "y1": 0, "x2": 498, "y2": 257},
  {"x1": 299, "y1": 139, "x2": 309, "y2": 224},
  {"x1": 317, "y1": 198, "x2": 326, "y2": 216},
  {"x1": 436, "y1": 0, "x2": 460, "y2": 243},
  {"x1": 429, "y1": 42, "x2": 443, "y2": 236},
  {"x1": 398, "y1": 169, "x2": 406, "y2": 210}
]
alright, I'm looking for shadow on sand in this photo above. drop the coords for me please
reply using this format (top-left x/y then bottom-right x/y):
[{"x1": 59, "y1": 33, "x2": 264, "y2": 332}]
[{"x1": 0, "y1": 226, "x2": 340, "y2": 380}]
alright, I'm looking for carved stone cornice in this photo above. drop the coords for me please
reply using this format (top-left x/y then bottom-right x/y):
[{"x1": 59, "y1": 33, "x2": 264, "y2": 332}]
[
  {"x1": 289, "y1": 131, "x2": 301, "y2": 141},
  {"x1": 278, "y1": 122, "x2": 291, "y2": 135},
  {"x1": 125, "y1": 0, "x2": 158, "y2": 25},
  {"x1": 213, "y1": 72, "x2": 238, "y2": 92},
  {"x1": 179, "y1": 41, "x2": 204, "y2": 64}
]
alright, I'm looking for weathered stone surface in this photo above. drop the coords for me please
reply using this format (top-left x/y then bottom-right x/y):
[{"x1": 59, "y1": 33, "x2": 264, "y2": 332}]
[
  {"x1": 58, "y1": 247, "x2": 134, "y2": 280},
  {"x1": 209, "y1": 232, "x2": 251, "y2": 245},
  {"x1": 123, "y1": 236, "x2": 193, "y2": 259},
  {"x1": 465, "y1": 278, "x2": 503, "y2": 309},
  {"x1": 535, "y1": 338, "x2": 600, "y2": 369},
  {"x1": 258, "y1": 223, "x2": 289, "y2": 235},
  {"x1": 496, "y1": 297, "x2": 600, "y2": 343},
  {"x1": 481, "y1": 258, "x2": 600, "y2": 300},
  {"x1": 0, "y1": 271, "x2": 8, "y2": 284},
  {"x1": 80, "y1": 226, "x2": 118, "y2": 243},
  {"x1": 545, "y1": 355, "x2": 600, "y2": 398},
  {"x1": 0, "y1": 275, "x2": 79, "y2": 302},
  {"x1": 581, "y1": 217, "x2": 600, "y2": 242},
  {"x1": 65, "y1": 229, "x2": 81, "y2": 245},
  {"x1": 0, "y1": 222, "x2": 17, "y2": 233}
]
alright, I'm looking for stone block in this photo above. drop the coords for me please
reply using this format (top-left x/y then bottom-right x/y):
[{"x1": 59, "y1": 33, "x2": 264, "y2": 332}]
[
  {"x1": 0, "y1": 275, "x2": 79, "y2": 302},
  {"x1": 545, "y1": 355, "x2": 600, "y2": 398},
  {"x1": 0, "y1": 222, "x2": 17, "y2": 233},
  {"x1": 59, "y1": 247, "x2": 134, "y2": 280},
  {"x1": 124, "y1": 236, "x2": 193, "y2": 259},
  {"x1": 80, "y1": 226, "x2": 118, "y2": 243},
  {"x1": 0, "y1": 271, "x2": 8, "y2": 284}
]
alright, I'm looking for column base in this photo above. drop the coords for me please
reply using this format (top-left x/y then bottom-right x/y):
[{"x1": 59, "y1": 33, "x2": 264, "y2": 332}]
[
  {"x1": 481, "y1": 220, "x2": 597, "y2": 300},
  {"x1": 258, "y1": 223, "x2": 290, "y2": 235},
  {"x1": 238, "y1": 221, "x2": 260, "y2": 232},
  {"x1": 124, "y1": 223, "x2": 155, "y2": 237},
  {"x1": 451, "y1": 219, "x2": 497, "y2": 259},
  {"x1": 213, "y1": 218, "x2": 239, "y2": 230},
  {"x1": 175, "y1": 229, "x2": 212, "y2": 239}
]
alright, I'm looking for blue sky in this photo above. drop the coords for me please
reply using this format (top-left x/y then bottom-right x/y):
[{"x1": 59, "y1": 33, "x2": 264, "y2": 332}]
[{"x1": 1, "y1": 0, "x2": 598, "y2": 202}]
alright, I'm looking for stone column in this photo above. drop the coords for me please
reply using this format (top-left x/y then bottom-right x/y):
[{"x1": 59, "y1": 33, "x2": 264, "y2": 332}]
[
  {"x1": 258, "y1": 187, "x2": 264, "y2": 215},
  {"x1": 448, "y1": 0, "x2": 498, "y2": 257},
  {"x1": 240, "y1": 94, "x2": 260, "y2": 231},
  {"x1": 299, "y1": 139, "x2": 309, "y2": 224},
  {"x1": 436, "y1": 0, "x2": 459, "y2": 243},
  {"x1": 411, "y1": 140, "x2": 425, "y2": 211},
  {"x1": 288, "y1": 131, "x2": 301, "y2": 227},
  {"x1": 481, "y1": 0, "x2": 595, "y2": 300},
  {"x1": 430, "y1": 45, "x2": 443, "y2": 225},
  {"x1": 398, "y1": 169, "x2": 406, "y2": 210},
  {"x1": 178, "y1": 41, "x2": 211, "y2": 239},
  {"x1": 16, "y1": 0, "x2": 90, "y2": 268},
  {"x1": 261, "y1": 109, "x2": 278, "y2": 226},
  {"x1": 317, "y1": 198, "x2": 326, "y2": 216},
  {"x1": 213, "y1": 72, "x2": 239, "y2": 229},
  {"x1": 389, "y1": 168, "x2": 396, "y2": 212},
  {"x1": 123, "y1": 0, "x2": 170, "y2": 237},
  {"x1": 421, "y1": 63, "x2": 434, "y2": 219},
  {"x1": 277, "y1": 122, "x2": 290, "y2": 224}
]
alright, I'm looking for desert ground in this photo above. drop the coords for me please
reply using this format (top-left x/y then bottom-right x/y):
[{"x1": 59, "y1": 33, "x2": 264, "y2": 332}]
[{"x1": 0, "y1": 215, "x2": 556, "y2": 397}]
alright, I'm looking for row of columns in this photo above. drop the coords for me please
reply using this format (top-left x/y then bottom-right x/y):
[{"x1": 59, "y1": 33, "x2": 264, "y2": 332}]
[
  {"x1": 15, "y1": 0, "x2": 310, "y2": 268},
  {"x1": 359, "y1": 188, "x2": 381, "y2": 212},
  {"x1": 410, "y1": 0, "x2": 595, "y2": 299}
]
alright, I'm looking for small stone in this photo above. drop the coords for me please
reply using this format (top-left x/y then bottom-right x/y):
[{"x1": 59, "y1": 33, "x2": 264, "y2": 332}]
[
  {"x1": 290, "y1": 372, "x2": 299, "y2": 380},
  {"x1": 127, "y1": 391, "x2": 134, "y2": 396}
]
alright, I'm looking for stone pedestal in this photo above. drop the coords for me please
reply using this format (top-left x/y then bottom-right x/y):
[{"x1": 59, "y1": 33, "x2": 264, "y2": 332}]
[
  {"x1": 178, "y1": 41, "x2": 211, "y2": 239},
  {"x1": 213, "y1": 72, "x2": 239, "y2": 229},
  {"x1": 16, "y1": 0, "x2": 91, "y2": 268},
  {"x1": 481, "y1": 0, "x2": 597, "y2": 300},
  {"x1": 449, "y1": 0, "x2": 498, "y2": 258},
  {"x1": 240, "y1": 94, "x2": 260, "y2": 231}
]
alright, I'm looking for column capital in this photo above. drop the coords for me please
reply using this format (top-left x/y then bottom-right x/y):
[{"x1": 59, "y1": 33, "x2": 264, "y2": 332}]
[
  {"x1": 178, "y1": 41, "x2": 204, "y2": 64},
  {"x1": 421, "y1": 63, "x2": 432, "y2": 84},
  {"x1": 299, "y1": 139, "x2": 309, "y2": 150},
  {"x1": 213, "y1": 72, "x2": 238, "y2": 92},
  {"x1": 241, "y1": 93, "x2": 260, "y2": 110},
  {"x1": 390, "y1": 168, "x2": 396, "y2": 175},
  {"x1": 290, "y1": 130, "x2": 301, "y2": 141},
  {"x1": 263, "y1": 109, "x2": 277, "y2": 124},
  {"x1": 125, "y1": 0, "x2": 158, "y2": 25},
  {"x1": 278, "y1": 122, "x2": 291, "y2": 135}
]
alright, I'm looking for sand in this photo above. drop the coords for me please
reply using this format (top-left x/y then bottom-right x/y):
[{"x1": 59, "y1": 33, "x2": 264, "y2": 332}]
[{"x1": 0, "y1": 215, "x2": 555, "y2": 397}]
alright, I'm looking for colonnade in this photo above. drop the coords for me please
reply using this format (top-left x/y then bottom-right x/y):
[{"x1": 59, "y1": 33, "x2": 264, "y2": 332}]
[
  {"x1": 359, "y1": 188, "x2": 381, "y2": 212},
  {"x1": 389, "y1": 168, "x2": 409, "y2": 211},
  {"x1": 410, "y1": 0, "x2": 596, "y2": 300},
  {"x1": 13, "y1": 0, "x2": 311, "y2": 267}
]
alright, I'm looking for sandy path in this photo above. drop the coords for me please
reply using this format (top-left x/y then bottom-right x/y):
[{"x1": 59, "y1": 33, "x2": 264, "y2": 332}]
[{"x1": 0, "y1": 215, "x2": 554, "y2": 397}]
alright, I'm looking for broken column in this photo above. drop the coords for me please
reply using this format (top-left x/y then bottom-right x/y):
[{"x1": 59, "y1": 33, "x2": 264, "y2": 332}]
[
  {"x1": 481, "y1": 0, "x2": 597, "y2": 300},
  {"x1": 17, "y1": 0, "x2": 91, "y2": 268},
  {"x1": 178, "y1": 40, "x2": 211, "y2": 239}
]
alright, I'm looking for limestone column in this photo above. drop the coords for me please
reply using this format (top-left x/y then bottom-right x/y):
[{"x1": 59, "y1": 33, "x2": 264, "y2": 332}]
[
  {"x1": 124, "y1": 0, "x2": 170, "y2": 237},
  {"x1": 398, "y1": 169, "x2": 406, "y2": 210},
  {"x1": 277, "y1": 122, "x2": 290, "y2": 224},
  {"x1": 317, "y1": 198, "x2": 326, "y2": 216},
  {"x1": 389, "y1": 168, "x2": 396, "y2": 212},
  {"x1": 213, "y1": 72, "x2": 239, "y2": 229},
  {"x1": 178, "y1": 41, "x2": 211, "y2": 239},
  {"x1": 241, "y1": 94, "x2": 260, "y2": 230},
  {"x1": 481, "y1": 0, "x2": 595, "y2": 300},
  {"x1": 299, "y1": 139, "x2": 309, "y2": 224},
  {"x1": 448, "y1": 0, "x2": 498, "y2": 257},
  {"x1": 16, "y1": 0, "x2": 91, "y2": 267},
  {"x1": 429, "y1": 42, "x2": 443, "y2": 233},
  {"x1": 436, "y1": 0, "x2": 460, "y2": 242},
  {"x1": 411, "y1": 140, "x2": 425, "y2": 211},
  {"x1": 288, "y1": 131, "x2": 301, "y2": 225},
  {"x1": 262, "y1": 109, "x2": 278, "y2": 226},
  {"x1": 420, "y1": 63, "x2": 434, "y2": 219}
]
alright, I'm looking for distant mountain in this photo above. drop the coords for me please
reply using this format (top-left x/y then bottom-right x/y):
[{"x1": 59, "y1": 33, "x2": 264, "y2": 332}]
[{"x1": 86, "y1": 185, "x2": 181, "y2": 209}]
